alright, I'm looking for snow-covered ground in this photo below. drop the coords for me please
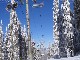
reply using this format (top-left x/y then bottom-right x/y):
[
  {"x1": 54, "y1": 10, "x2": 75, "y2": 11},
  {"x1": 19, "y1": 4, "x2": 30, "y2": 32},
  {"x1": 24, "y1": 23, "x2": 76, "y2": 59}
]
[{"x1": 47, "y1": 55, "x2": 80, "y2": 60}]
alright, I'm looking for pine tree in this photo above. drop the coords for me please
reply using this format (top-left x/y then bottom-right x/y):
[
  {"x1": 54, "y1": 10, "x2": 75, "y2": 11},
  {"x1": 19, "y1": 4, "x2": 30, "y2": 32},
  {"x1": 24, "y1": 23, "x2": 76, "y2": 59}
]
[
  {"x1": 0, "y1": 20, "x2": 3, "y2": 60},
  {"x1": 53, "y1": 0, "x2": 60, "y2": 58},
  {"x1": 74, "y1": 0, "x2": 80, "y2": 55},
  {"x1": 61, "y1": 0, "x2": 74, "y2": 57}
]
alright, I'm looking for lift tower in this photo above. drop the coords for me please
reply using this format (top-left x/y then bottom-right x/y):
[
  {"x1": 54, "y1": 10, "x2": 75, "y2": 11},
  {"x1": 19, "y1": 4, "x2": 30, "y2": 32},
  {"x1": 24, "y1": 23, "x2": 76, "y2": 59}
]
[{"x1": 26, "y1": 0, "x2": 33, "y2": 60}]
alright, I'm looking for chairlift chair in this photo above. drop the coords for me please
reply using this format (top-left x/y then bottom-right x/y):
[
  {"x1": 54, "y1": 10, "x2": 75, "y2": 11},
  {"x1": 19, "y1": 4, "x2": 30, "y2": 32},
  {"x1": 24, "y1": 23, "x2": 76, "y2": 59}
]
[
  {"x1": 6, "y1": 2, "x2": 18, "y2": 12},
  {"x1": 12, "y1": 2, "x2": 18, "y2": 9},
  {"x1": 32, "y1": 2, "x2": 44, "y2": 8},
  {"x1": 6, "y1": 3, "x2": 12, "y2": 12}
]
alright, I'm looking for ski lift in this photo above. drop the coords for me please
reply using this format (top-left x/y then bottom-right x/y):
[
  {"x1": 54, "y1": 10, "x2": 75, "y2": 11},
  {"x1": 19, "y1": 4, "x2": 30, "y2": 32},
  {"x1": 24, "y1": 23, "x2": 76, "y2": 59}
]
[
  {"x1": 32, "y1": 0, "x2": 44, "y2": 17},
  {"x1": 12, "y1": 2, "x2": 18, "y2": 9},
  {"x1": 6, "y1": 3, "x2": 12, "y2": 12},
  {"x1": 32, "y1": 2, "x2": 44, "y2": 8},
  {"x1": 6, "y1": 2, "x2": 18, "y2": 12}
]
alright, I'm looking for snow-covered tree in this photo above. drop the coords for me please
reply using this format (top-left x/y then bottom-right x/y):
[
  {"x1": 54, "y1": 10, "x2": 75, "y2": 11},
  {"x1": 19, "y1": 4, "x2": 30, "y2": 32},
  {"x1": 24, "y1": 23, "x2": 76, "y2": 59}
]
[
  {"x1": 61, "y1": 0, "x2": 74, "y2": 57},
  {"x1": 53, "y1": 0, "x2": 60, "y2": 58},
  {"x1": 0, "y1": 20, "x2": 3, "y2": 60},
  {"x1": 74, "y1": 0, "x2": 80, "y2": 55}
]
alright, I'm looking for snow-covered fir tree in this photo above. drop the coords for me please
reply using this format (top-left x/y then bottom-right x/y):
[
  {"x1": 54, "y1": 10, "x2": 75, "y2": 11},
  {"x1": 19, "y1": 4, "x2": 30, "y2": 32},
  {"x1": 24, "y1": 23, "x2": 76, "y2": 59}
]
[
  {"x1": 3, "y1": 2, "x2": 28, "y2": 60},
  {"x1": 0, "y1": 20, "x2": 3, "y2": 60},
  {"x1": 74, "y1": 0, "x2": 80, "y2": 55},
  {"x1": 53, "y1": 0, "x2": 60, "y2": 58},
  {"x1": 60, "y1": 0, "x2": 74, "y2": 57},
  {"x1": 9, "y1": 9, "x2": 20, "y2": 60},
  {"x1": 20, "y1": 25, "x2": 27, "y2": 60},
  {"x1": 53, "y1": 0, "x2": 74, "y2": 58}
]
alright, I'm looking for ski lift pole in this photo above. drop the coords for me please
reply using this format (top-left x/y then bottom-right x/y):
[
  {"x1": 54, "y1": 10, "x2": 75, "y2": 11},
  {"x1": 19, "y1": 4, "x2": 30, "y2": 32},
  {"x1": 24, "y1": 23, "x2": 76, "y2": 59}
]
[{"x1": 26, "y1": 0, "x2": 33, "y2": 60}]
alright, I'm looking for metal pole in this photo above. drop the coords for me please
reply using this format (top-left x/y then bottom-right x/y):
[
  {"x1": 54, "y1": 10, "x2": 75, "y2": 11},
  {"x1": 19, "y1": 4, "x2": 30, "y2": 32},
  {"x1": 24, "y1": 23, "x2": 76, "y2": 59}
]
[{"x1": 26, "y1": 0, "x2": 33, "y2": 60}]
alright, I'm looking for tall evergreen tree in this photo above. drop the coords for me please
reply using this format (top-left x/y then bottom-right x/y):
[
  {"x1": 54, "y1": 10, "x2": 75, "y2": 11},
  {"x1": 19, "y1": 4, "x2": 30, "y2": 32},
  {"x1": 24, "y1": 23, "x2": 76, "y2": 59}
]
[
  {"x1": 0, "y1": 20, "x2": 3, "y2": 60},
  {"x1": 74, "y1": 0, "x2": 80, "y2": 55},
  {"x1": 53, "y1": 0, "x2": 60, "y2": 58}
]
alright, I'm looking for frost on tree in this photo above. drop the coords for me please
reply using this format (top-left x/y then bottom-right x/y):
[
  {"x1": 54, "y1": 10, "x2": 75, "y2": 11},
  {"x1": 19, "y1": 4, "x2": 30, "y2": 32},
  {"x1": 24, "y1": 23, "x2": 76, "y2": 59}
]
[
  {"x1": 2, "y1": 10, "x2": 27, "y2": 60},
  {"x1": 9, "y1": 10, "x2": 20, "y2": 60},
  {"x1": 0, "y1": 0, "x2": 28, "y2": 60},
  {"x1": 0, "y1": 20, "x2": 3, "y2": 60},
  {"x1": 53, "y1": 0, "x2": 74, "y2": 58},
  {"x1": 61, "y1": 0, "x2": 74, "y2": 57},
  {"x1": 53, "y1": 0, "x2": 60, "y2": 58},
  {"x1": 20, "y1": 25, "x2": 27, "y2": 60},
  {"x1": 74, "y1": 0, "x2": 80, "y2": 55}
]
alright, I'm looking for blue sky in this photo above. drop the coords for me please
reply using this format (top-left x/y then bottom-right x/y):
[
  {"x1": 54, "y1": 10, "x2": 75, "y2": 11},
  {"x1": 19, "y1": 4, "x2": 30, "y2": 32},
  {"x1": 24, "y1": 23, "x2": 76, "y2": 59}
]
[{"x1": 0, "y1": 0, "x2": 73, "y2": 47}]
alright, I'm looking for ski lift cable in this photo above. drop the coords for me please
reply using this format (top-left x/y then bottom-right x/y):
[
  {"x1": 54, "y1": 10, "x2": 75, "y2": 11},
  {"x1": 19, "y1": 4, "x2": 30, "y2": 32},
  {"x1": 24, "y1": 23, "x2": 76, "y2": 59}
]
[{"x1": 32, "y1": 0, "x2": 44, "y2": 17}]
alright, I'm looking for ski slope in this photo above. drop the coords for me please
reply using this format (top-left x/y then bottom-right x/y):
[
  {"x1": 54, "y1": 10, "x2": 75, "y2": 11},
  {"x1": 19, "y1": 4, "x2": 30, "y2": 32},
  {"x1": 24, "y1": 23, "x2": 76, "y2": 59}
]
[{"x1": 47, "y1": 55, "x2": 80, "y2": 60}]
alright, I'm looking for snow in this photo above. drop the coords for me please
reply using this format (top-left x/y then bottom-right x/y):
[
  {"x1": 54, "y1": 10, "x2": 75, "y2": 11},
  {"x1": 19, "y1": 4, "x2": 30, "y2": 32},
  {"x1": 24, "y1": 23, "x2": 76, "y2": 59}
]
[{"x1": 47, "y1": 55, "x2": 80, "y2": 60}]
